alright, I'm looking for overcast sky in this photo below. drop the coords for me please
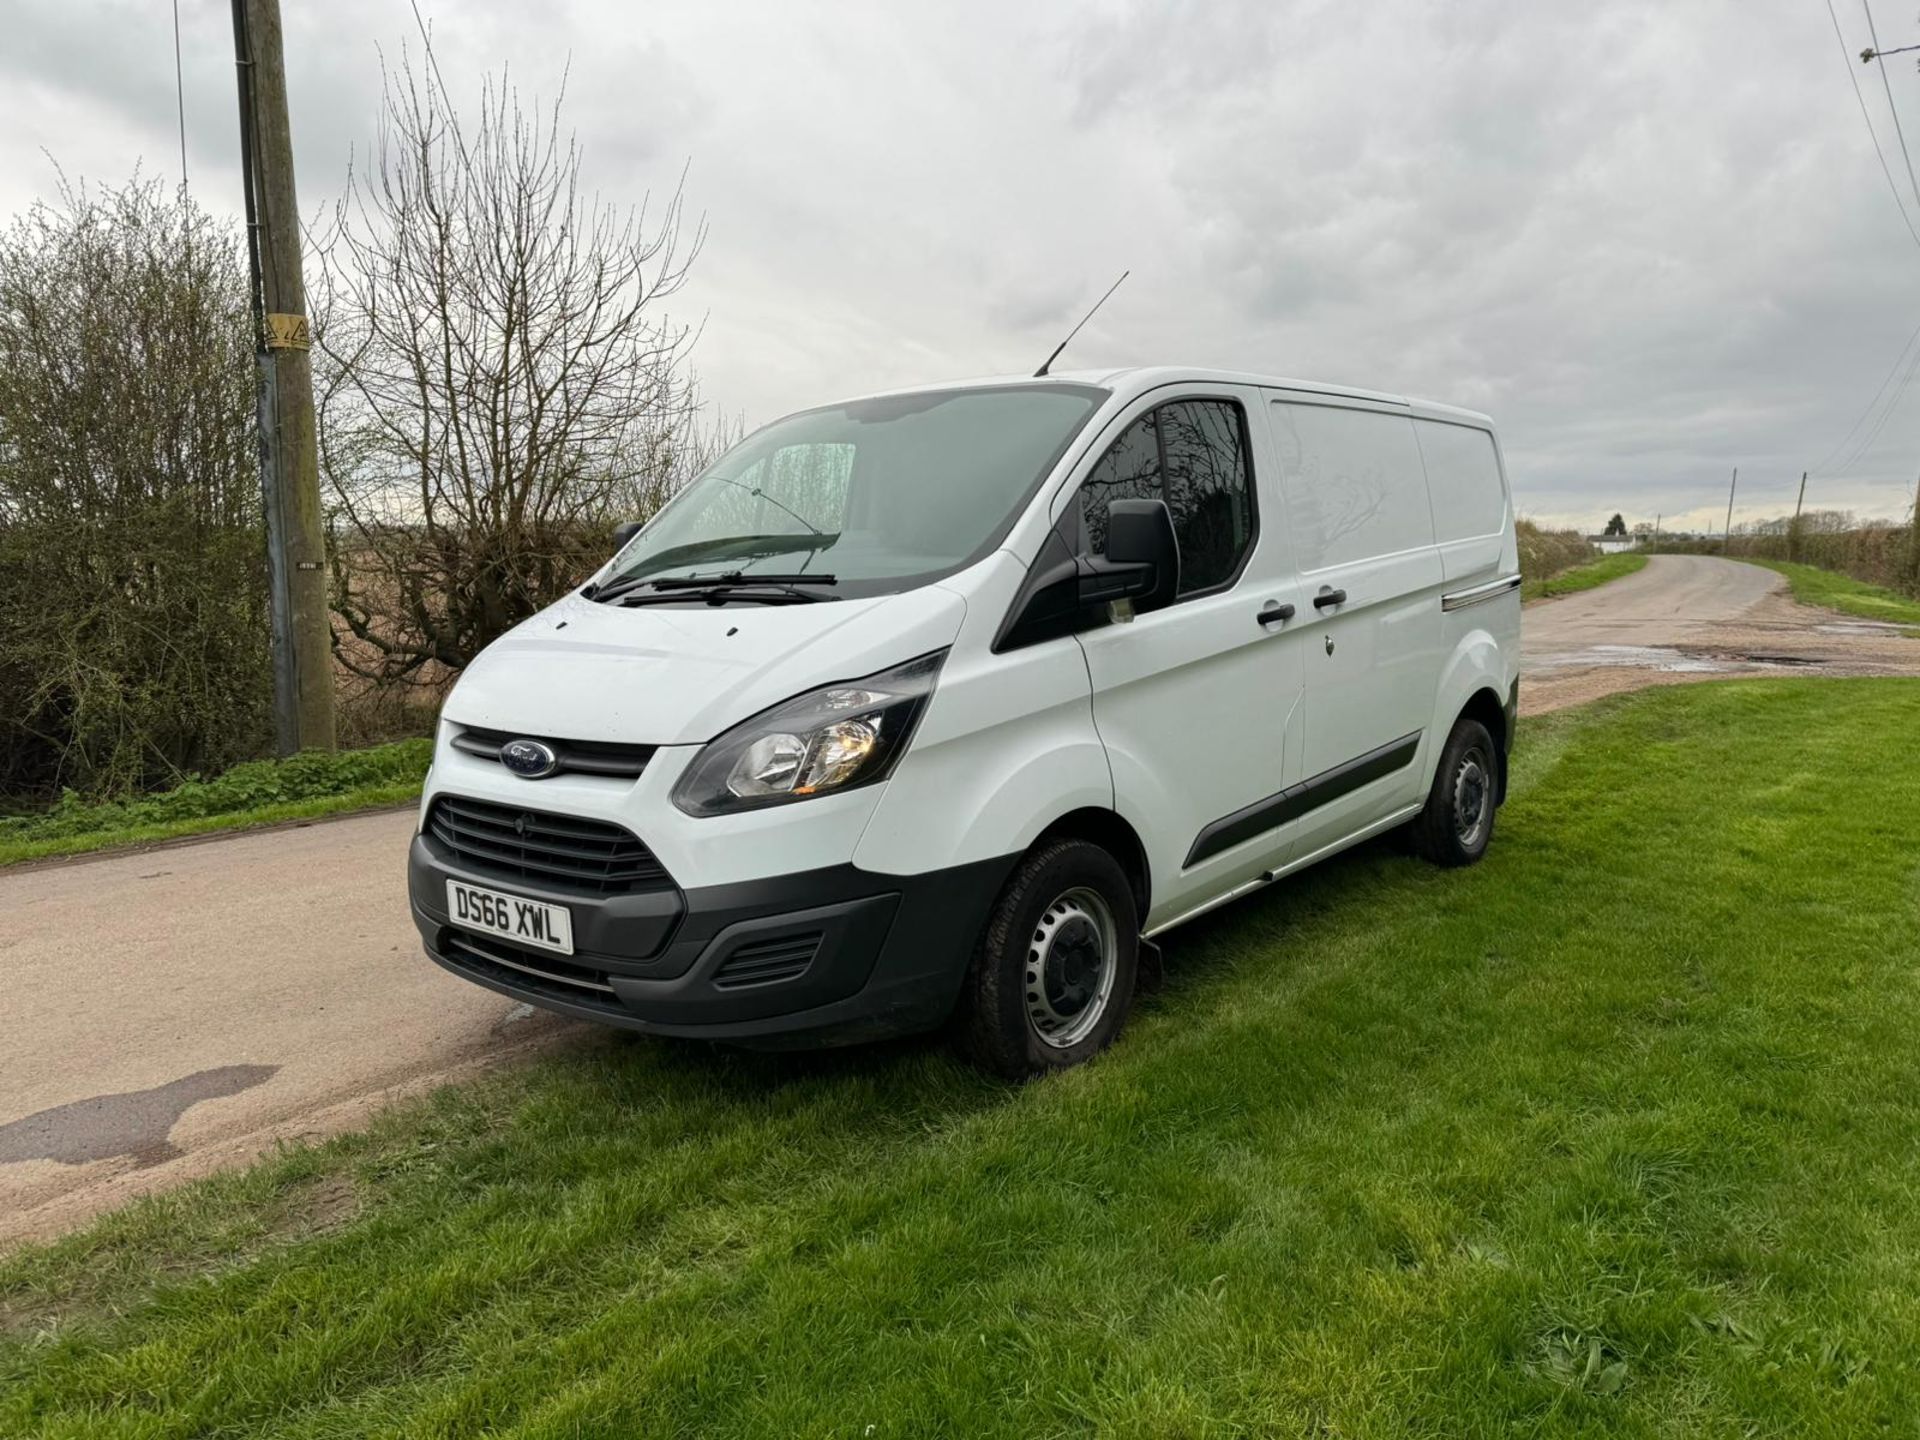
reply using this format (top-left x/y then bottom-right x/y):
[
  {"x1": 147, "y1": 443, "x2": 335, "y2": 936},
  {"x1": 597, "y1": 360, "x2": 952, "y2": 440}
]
[{"x1": 7, "y1": 0, "x2": 1920, "y2": 533}]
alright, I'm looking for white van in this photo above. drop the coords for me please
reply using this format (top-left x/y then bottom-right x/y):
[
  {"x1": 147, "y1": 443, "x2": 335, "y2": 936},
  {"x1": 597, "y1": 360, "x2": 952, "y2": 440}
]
[{"x1": 409, "y1": 368, "x2": 1521, "y2": 1077}]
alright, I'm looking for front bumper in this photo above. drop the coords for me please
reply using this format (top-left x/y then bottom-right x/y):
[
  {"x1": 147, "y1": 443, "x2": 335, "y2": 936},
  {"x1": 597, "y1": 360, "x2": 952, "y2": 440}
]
[{"x1": 409, "y1": 832, "x2": 1014, "y2": 1048}]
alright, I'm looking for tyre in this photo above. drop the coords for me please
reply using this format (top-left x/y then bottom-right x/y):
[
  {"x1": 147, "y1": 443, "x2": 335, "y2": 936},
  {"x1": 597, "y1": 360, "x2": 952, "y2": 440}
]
[
  {"x1": 1408, "y1": 716, "x2": 1499, "y2": 867},
  {"x1": 956, "y1": 838, "x2": 1139, "y2": 1079}
]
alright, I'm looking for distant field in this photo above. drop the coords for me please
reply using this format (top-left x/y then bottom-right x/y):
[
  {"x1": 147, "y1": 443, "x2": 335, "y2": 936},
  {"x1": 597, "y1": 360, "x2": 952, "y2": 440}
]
[
  {"x1": 1521, "y1": 550, "x2": 1647, "y2": 601},
  {"x1": 1734, "y1": 557, "x2": 1920, "y2": 630},
  {"x1": 7, "y1": 679, "x2": 1920, "y2": 1437}
]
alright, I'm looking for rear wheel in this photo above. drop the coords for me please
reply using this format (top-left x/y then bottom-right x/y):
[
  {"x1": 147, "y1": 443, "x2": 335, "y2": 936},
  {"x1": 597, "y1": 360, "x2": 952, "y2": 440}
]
[
  {"x1": 1408, "y1": 716, "x2": 1498, "y2": 867},
  {"x1": 956, "y1": 839, "x2": 1138, "y2": 1079}
]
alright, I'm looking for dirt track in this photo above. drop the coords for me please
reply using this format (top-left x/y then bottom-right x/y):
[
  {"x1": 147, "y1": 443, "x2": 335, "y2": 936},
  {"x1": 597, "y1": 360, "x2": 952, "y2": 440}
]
[
  {"x1": 2, "y1": 556, "x2": 1915, "y2": 1245},
  {"x1": 1520, "y1": 554, "x2": 1920, "y2": 712}
]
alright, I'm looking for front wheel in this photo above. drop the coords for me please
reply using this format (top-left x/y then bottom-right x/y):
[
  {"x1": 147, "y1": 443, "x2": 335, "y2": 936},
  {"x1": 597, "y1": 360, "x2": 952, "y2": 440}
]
[
  {"x1": 956, "y1": 839, "x2": 1139, "y2": 1079},
  {"x1": 1408, "y1": 716, "x2": 1499, "y2": 867}
]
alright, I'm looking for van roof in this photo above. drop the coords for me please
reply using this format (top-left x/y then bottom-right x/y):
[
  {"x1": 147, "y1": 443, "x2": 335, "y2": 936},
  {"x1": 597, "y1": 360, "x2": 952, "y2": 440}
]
[{"x1": 830, "y1": 367, "x2": 1496, "y2": 431}]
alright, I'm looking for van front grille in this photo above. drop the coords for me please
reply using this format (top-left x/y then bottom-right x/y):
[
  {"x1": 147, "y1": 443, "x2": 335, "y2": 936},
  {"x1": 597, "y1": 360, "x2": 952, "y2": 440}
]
[
  {"x1": 712, "y1": 933, "x2": 822, "y2": 989},
  {"x1": 451, "y1": 726, "x2": 655, "y2": 779},
  {"x1": 427, "y1": 796, "x2": 672, "y2": 896}
]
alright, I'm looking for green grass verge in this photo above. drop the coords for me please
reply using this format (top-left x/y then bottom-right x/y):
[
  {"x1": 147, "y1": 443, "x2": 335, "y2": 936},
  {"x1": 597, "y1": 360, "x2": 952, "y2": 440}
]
[
  {"x1": 0, "y1": 740, "x2": 432, "y2": 866},
  {"x1": 1522, "y1": 550, "x2": 1648, "y2": 601},
  {"x1": 6, "y1": 679, "x2": 1920, "y2": 1436},
  {"x1": 1733, "y1": 557, "x2": 1920, "y2": 630}
]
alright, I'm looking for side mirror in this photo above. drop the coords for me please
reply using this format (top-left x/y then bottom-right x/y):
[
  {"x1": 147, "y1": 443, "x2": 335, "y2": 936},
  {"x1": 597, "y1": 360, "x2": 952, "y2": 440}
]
[
  {"x1": 992, "y1": 498, "x2": 1181, "y2": 652},
  {"x1": 1079, "y1": 498, "x2": 1179, "y2": 614},
  {"x1": 611, "y1": 520, "x2": 644, "y2": 550}
]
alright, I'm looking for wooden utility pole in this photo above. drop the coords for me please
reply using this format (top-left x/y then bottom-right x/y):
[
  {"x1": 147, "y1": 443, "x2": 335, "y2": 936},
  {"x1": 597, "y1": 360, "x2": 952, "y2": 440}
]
[
  {"x1": 1723, "y1": 466, "x2": 1739, "y2": 551},
  {"x1": 1790, "y1": 470, "x2": 1808, "y2": 562},
  {"x1": 232, "y1": 0, "x2": 334, "y2": 753},
  {"x1": 1908, "y1": 468, "x2": 1920, "y2": 590}
]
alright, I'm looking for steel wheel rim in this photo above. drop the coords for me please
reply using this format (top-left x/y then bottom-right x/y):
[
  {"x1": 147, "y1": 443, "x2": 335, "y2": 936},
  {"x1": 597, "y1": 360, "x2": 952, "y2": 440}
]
[
  {"x1": 1452, "y1": 746, "x2": 1492, "y2": 850},
  {"x1": 1024, "y1": 885, "x2": 1119, "y2": 1049}
]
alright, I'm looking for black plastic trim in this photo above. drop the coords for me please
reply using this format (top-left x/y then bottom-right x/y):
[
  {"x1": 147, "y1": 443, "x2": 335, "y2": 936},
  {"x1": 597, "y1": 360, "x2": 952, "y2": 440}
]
[
  {"x1": 1184, "y1": 730, "x2": 1424, "y2": 868},
  {"x1": 1502, "y1": 679, "x2": 1518, "y2": 804},
  {"x1": 412, "y1": 847, "x2": 1017, "y2": 1046}
]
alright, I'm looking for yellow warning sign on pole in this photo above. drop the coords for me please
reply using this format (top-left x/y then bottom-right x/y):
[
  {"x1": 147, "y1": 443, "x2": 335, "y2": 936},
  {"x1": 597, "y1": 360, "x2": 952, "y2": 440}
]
[{"x1": 264, "y1": 312, "x2": 311, "y2": 350}]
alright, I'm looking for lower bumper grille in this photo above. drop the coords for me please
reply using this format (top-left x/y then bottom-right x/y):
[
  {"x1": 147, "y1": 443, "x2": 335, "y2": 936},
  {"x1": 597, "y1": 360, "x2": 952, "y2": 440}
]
[
  {"x1": 439, "y1": 929, "x2": 626, "y2": 1014},
  {"x1": 713, "y1": 932, "x2": 823, "y2": 989}
]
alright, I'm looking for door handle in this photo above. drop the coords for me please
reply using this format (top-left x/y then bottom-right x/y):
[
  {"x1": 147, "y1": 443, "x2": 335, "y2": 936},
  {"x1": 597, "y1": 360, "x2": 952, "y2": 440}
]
[
  {"x1": 1256, "y1": 601, "x2": 1294, "y2": 628},
  {"x1": 1312, "y1": 588, "x2": 1347, "y2": 610}
]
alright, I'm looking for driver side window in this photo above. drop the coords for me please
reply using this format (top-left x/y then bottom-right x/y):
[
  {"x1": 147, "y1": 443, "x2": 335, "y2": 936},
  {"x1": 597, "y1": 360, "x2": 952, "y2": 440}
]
[{"x1": 1081, "y1": 398, "x2": 1257, "y2": 595}]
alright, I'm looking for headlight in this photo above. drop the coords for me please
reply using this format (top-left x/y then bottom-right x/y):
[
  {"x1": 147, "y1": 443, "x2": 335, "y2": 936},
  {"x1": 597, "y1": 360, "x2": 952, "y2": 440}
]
[{"x1": 670, "y1": 651, "x2": 947, "y2": 816}]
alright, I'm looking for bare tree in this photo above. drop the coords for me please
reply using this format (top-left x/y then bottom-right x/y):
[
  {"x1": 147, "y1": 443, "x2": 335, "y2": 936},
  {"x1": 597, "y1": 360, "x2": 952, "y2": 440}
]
[
  {"x1": 0, "y1": 175, "x2": 268, "y2": 798},
  {"x1": 314, "y1": 59, "x2": 708, "y2": 685}
]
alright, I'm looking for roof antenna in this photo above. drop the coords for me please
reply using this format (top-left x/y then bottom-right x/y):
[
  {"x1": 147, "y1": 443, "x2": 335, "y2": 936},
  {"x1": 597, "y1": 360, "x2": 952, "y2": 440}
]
[{"x1": 1034, "y1": 270, "x2": 1129, "y2": 378}]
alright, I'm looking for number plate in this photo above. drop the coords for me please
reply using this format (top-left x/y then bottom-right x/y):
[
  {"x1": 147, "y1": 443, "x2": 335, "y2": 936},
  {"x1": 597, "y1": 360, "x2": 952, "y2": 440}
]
[{"x1": 445, "y1": 879, "x2": 574, "y2": 955}]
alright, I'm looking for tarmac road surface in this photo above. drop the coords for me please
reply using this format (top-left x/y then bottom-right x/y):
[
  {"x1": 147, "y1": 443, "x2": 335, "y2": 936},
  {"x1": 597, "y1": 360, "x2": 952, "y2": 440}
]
[
  {"x1": 0, "y1": 811, "x2": 585, "y2": 1243},
  {"x1": 3, "y1": 555, "x2": 1915, "y2": 1243}
]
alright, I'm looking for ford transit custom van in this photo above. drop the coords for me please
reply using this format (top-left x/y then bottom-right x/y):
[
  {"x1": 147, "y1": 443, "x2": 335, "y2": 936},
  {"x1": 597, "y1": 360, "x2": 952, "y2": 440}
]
[{"x1": 409, "y1": 368, "x2": 1521, "y2": 1077}]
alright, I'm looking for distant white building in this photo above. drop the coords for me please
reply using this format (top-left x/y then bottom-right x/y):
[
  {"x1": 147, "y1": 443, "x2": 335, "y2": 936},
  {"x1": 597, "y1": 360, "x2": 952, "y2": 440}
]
[{"x1": 1586, "y1": 534, "x2": 1639, "y2": 555}]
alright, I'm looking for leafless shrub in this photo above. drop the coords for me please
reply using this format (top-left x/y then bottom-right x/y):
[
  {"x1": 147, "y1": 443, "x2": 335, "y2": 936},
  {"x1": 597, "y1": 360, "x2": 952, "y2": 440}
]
[
  {"x1": 313, "y1": 58, "x2": 711, "y2": 688},
  {"x1": 1515, "y1": 518, "x2": 1594, "y2": 585},
  {"x1": 0, "y1": 175, "x2": 269, "y2": 800}
]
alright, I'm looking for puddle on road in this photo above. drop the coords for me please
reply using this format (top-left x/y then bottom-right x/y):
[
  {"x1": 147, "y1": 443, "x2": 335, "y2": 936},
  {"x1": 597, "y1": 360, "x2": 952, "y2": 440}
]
[
  {"x1": 0, "y1": 1065, "x2": 279, "y2": 1169},
  {"x1": 1815, "y1": 621, "x2": 1912, "y2": 637},
  {"x1": 1533, "y1": 644, "x2": 1726, "y2": 674},
  {"x1": 1531, "y1": 644, "x2": 1830, "y2": 675}
]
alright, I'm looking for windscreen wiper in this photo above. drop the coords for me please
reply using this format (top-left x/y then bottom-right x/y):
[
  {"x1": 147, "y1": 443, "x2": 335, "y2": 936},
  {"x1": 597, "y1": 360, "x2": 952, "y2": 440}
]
[
  {"x1": 613, "y1": 573, "x2": 840, "y2": 607},
  {"x1": 585, "y1": 573, "x2": 656, "y2": 604},
  {"x1": 646, "y1": 572, "x2": 837, "y2": 589},
  {"x1": 590, "y1": 569, "x2": 830, "y2": 605},
  {"x1": 586, "y1": 544, "x2": 838, "y2": 603}
]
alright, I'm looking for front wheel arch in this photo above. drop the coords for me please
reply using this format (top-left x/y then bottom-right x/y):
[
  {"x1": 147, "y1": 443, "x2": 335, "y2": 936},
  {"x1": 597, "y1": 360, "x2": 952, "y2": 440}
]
[
  {"x1": 1454, "y1": 685, "x2": 1512, "y2": 805},
  {"x1": 1032, "y1": 807, "x2": 1151, "y2": 924}
]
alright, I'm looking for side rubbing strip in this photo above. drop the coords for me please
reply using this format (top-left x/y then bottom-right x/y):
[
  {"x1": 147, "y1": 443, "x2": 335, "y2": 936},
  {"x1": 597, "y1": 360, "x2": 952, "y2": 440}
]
[
  {"x1": 1184, "y1": 730, "x2": 1423, "y2": 868},
  {"x1": 1441, "y1": 573, "x2": 1521, "y2": 612}
]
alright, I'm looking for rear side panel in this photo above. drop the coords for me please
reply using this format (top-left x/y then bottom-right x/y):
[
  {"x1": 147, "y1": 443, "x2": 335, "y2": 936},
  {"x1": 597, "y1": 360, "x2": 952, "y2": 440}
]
[
  {"x1": 1425, "y1": 416, "x2": 1521, "y2": 792},
  {"x1": 1264, "y1": 395, "x2": 1444, "y2": 854}
]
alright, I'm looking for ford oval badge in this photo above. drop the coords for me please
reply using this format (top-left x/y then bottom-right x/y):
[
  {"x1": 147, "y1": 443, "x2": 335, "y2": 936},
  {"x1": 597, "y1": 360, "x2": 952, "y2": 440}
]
[{"x1": 500, "y1": 738, "x2": 559, "y2": 779}]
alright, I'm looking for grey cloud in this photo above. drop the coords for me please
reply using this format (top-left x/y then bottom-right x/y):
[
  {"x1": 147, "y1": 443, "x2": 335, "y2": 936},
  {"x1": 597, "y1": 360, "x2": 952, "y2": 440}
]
[{"x1": 4, "y1": 0, "x2": 1919, "y2": 533}]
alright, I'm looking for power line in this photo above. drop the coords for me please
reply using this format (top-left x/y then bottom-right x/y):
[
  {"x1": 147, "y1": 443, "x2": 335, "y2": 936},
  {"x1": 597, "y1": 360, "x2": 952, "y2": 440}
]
[
  {"x1": 1832, "y1": 334, "x2": 1920, "y2": 475},
  {"x1": 172, "y1": 0, "x2": 188, "y2": 193},
  {"x1": 1809, "y1": 0, "x2": 1920, "y2": 492},
  {"x1": 1823, "y1": 0, "x2": 1920, "y2": 249},
  {"x1": 1810, "y1": 309, "x2": 1920, "y2": 473},
  {"x1": 1864, "y1": 1, "x2": 1920, "y2": 208}
]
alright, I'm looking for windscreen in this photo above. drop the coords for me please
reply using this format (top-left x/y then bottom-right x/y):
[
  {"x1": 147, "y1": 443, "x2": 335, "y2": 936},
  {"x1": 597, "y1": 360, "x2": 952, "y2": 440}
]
[{"x1": 603, "y1": 383, "x2": 1107, "y2": 597}]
